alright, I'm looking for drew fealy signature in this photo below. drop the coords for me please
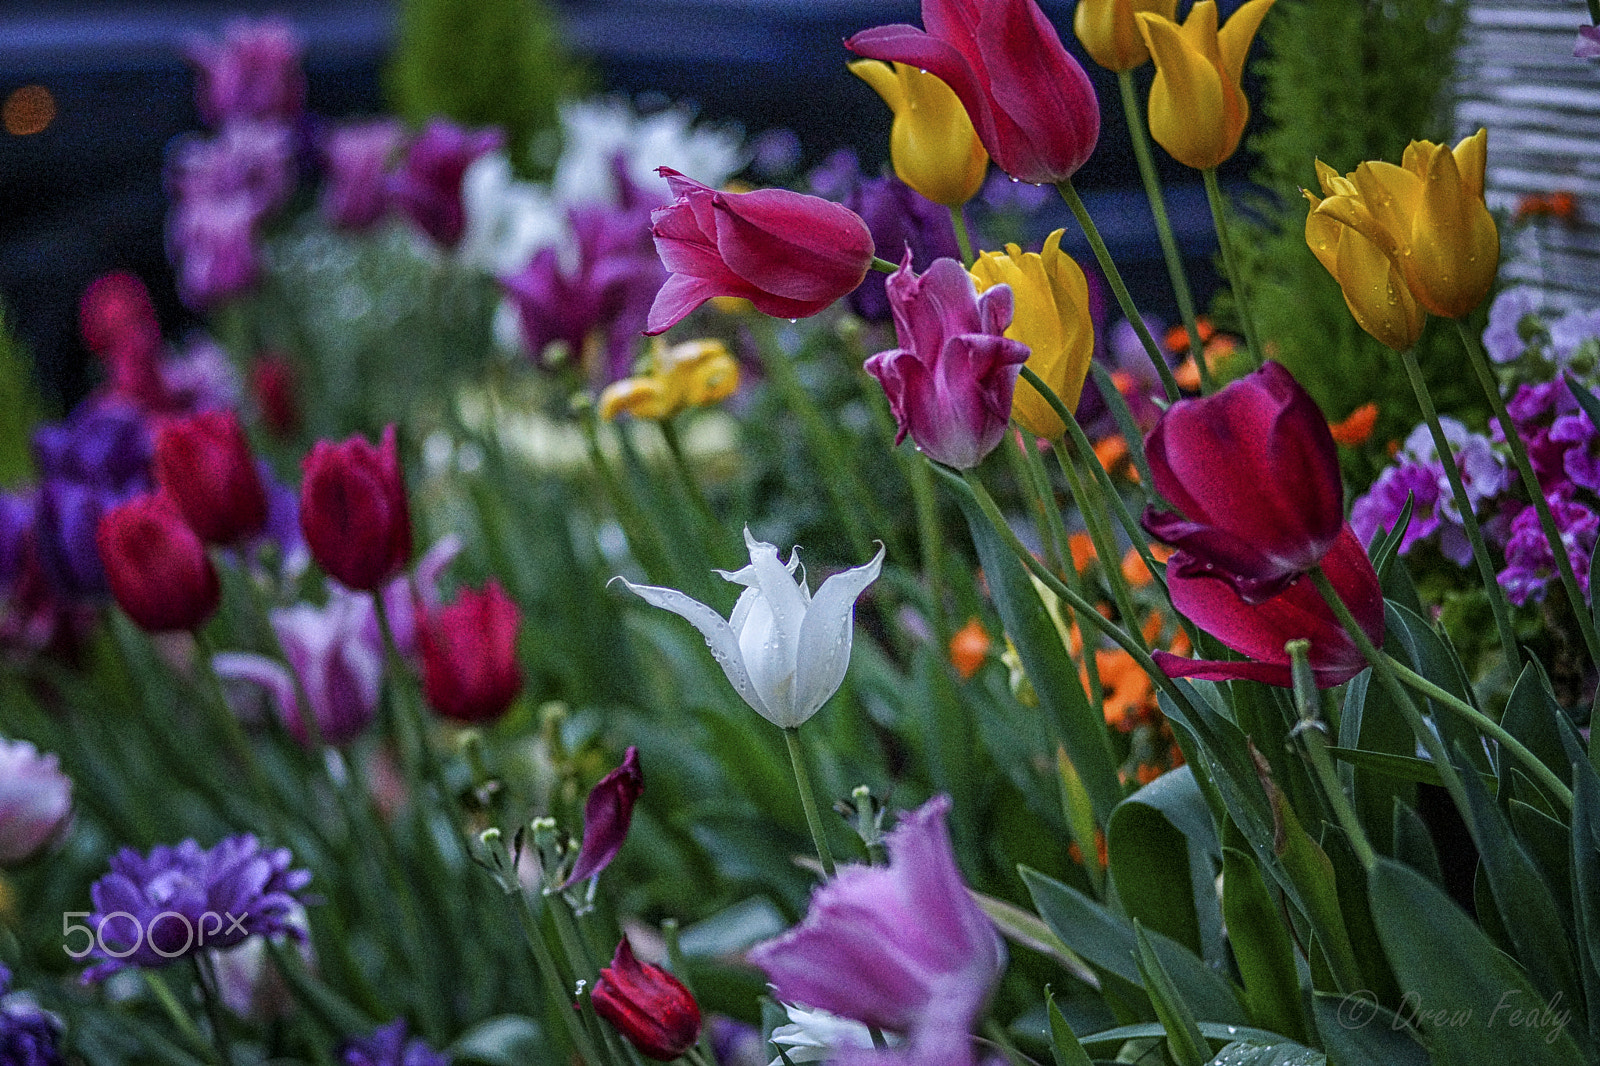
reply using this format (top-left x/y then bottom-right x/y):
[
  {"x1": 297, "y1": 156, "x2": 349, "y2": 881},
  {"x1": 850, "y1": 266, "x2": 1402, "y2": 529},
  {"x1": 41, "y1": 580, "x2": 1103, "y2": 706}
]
[{"x1": 1336, "y1": 988, "x2": 1572, "y2": 1045}]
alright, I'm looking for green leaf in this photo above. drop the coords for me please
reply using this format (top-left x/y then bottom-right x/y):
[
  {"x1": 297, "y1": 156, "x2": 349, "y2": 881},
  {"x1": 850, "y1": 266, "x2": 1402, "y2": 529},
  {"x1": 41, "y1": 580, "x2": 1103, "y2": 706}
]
[
  {"x1": 1077, "y1": 1022, "x2": 1288, "y2": 1048},
  {"x1": 1571, "y1": 760, "x2": 1600, "y2": 1042},
  {"x1": 1383, "y1": 603, "x2": 1489, "y2": 775},
  {"x1": 1134, "y1": 921, "x2": 1210, "y2": 1066},
  {"x1": 1370, "y1": 491, "x2": 1415, "y2": 577},
  {"x1": 1390, "y1": 800, "x2": 1444, "y2": 887},
  {"x1": 1310, "y1": 992, "x2": 1429, "y2": 1066},
  {"x1": 1500, "y1": 663, "x2": 1577, "y2": 784},
  {"x1": 1108, "y1": 767, "x2": 1221, "y2": 959},
  {"x1": 975, "y1": 890, "x2": 1099, "y2": 986},
  {"x1": 1340, "y1": 667, "x2": 1416, "y2": 855},
  {"x1": 1205, "y1": 1042, "x2": 1325, "y2": 1066},
  {"x1": 1221, "y1": 846, "x2": 1308, "y2": 1042},
  {"x1": 1323, "y1": 746, "x2": 1497, "y2": 791},
  {"x1": 1508, "y1": 799, "x2": 1575, "y2": 926},
  {"x1": 1367, "y1": 857, "x2": 1588, "y2": 1064},
  {"x1": 1047, "y1": 988, "x2": 1096, "y2": 1066},
  {"x1": 449, "y1": 1016, "x2": 544, "y2": 1065}
]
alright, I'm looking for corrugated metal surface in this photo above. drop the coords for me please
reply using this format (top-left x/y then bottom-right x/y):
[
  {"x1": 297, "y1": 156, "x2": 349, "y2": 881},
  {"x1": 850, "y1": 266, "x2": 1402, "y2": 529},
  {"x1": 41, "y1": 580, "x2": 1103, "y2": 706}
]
[{"x1": 1456, "y1": 0, "x2": 1600, "y2": 306}]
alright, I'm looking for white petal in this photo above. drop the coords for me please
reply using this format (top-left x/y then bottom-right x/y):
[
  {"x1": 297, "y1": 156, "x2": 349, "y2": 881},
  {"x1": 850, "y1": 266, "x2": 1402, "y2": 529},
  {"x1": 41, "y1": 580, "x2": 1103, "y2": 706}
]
[
  {"x1": 615, "y1": 578, "x2": 775, "y2": 722},
  {"x1": 792, "y1": 544, "x2": 885, "y2": 724},
  {"x1": 744, "y1": 536, "x2": 810, "y2": 693},
  {"x1": 738, "y1": 593, "x2": 797, "y2": 724}
]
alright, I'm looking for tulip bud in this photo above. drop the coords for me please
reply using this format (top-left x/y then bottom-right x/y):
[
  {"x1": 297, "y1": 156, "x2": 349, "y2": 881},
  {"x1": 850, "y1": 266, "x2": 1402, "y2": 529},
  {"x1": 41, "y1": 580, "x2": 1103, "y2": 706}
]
[
  {"x1": 1075, "y1": 0, "x2": 1179, "y2": 72},
  {"x1": 249, "y1": 353, "x2": 300, "y2": 437},
  {"x1": 418, "y1": 581, "x2": 522, "y2": 723},
  {"x1": 299, "y1": 425, "x2": 411, "y2": 591},
  {"x1": 970, "y1": 229, "x2": 1096, "y2": 438},
  {"x1": 592, "y1": 938, "x2": 702, "y2": 1062},
  {"x1": 154, "y1": 410, "x2": 268, "y2": 546},
  {"x1": 97, "y1": 493, "x2": 221, "y2": 632},
  {"x1": 563, "y1": 747, "x2": 643, "y2": 887},
  {"x1": 848, "y1": 61, "x2": 989, "y2": 207},
  {"x1": 0, "y1": 739, "x2": 73, "y2": 866}
]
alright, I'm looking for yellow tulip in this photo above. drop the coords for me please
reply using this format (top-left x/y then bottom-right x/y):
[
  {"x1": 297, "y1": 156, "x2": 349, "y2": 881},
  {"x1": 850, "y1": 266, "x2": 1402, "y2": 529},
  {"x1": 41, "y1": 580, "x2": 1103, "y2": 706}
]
[
  {"x1": 597, "y1": 339, "x2": 740, "y2": 421},
  {"x1": 970, "y1": 229, "x2": 1094, "y2": 439},
  {"x1": 1304, "y1": 170, "x2": 1426, "y2": 352},
  {"x1": 1310, "y1": 130, "x2": 1498, "y2": 321},
  {"x1": 1075, "y1": 0, "x2": 1178, "y2": 73},
  {"x1": 848, "y1": 60, "x2": 989, "y2": 207},
  {"x1": 1136, "y1": 0, "x2": 1275, "y2": 171}
]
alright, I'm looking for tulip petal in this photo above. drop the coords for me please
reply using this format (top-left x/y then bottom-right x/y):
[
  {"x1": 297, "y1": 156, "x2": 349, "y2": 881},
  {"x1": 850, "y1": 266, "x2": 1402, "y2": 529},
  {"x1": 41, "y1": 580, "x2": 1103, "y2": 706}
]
[
  {"x1": 615, "y1": 577, "x2": 774, "y2": 722},
  {"x1": 845, "y1": 24, "x2": 998, "y2": 151},
  {"x1": 1138, "y1": 12, "x2": 1229, "y2": 170},
  {"x1": 1333, "y1": 222, "x2": 1426, "y2": 351},
  {"x1": 1151, "y1": 648, "x2": 1292, "y2": 688},
  {"x1": 976, "y1": 0, "x2": 1100, "y2": 181},
  {"x1": 711, "y1": 189, "x2": 874, "y2": 303},
  {"x1": 1217, "y1": 0, "x2": 1275, "y2": 87},
  {"x1": 793, "y1": 544, "x2": 886, "y2": 723},
  {"x1": 645, "y1": 273, "x2": 722, "y2": 335}
]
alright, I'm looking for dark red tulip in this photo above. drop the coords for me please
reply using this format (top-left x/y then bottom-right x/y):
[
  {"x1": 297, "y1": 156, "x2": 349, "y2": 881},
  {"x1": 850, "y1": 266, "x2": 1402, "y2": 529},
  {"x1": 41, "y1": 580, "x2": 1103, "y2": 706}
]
[
  {"x1": 154, "y1": 410, "x2": 268, "y2": 546},
  {"x1": 592, "y1": 938, "x2": 702, "y2": 1062},
  {"x1": 563, "y1": 747, "x2": 642, "y2": 887},
  {"x1": 1153, "y1": 525, "x2": 1383, "y2": 689},
  {"x1": 645, "y1": 167, "x2": 874, "y2": 335},
  {"x1": 299, "y1": 425, "x2": 411, "y2": 591},
  {"x1": 846, "y1": 0, "x2": 1100, "y2": 185},
  {"x1": 418, "y1": 580, "x2": 522, "y2": 723},
  {"x1": 249, "y1": 353, "x2": 300, "y2": 437},
  {"x1": 1142, "y1": 360, "x2": 1344, "y2": 604},
  {"x1": 97, "y1": 493, "x2": 221, "y2": 632}
]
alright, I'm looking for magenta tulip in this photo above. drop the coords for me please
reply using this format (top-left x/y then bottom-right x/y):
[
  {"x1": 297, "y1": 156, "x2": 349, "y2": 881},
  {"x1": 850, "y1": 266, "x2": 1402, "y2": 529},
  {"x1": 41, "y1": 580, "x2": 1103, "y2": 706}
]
[
  {"x1": 97, "y1": 493, "x2": 221, "y2": 633},
  {"x1": 644, "y1": 167, "x2": 875, "y2": 335},
  {"x1": 846, "y1": 0, "x2": 1100, "y2": 186},
  {"x1": 865, "y1": 254, "x2": 1030, "y2": 469},
  {"x1": 1154, "y1": 525, "x2": 1383, "y2": 689},
  {"x1": 387, "y1": 119, "x2": 503, "y2": 249},
  {"x1": 592, "y1": 938, "x2": 702, "y2": 1062},
  {"x1": 417, "y1": 580, "x2": 522, "y2": 723},
  {"x1": 154, "y1": 410, "x2": 268, "y2": 546},
  {"x1": 299, "y1": 425, "x2": 411, "y2": 592},
  {"x1": 1142, "y1": 361, "x2": 1344, "y2": 603}
]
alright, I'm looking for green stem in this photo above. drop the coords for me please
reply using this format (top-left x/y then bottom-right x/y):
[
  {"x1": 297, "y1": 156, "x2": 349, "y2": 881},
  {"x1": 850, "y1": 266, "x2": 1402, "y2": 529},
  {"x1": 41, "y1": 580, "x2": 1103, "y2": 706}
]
[
  {"x1": 1201, "y1": 168, "x2": 1264, "y2": 371},
  {"x1": 660, "y1": 417, "x2": 735, "y2": 568},
  {"x1": 662, "y1": 918, "x2": 721, "y2": 1066},
  {"x1": 1457, "y1": 318, "x2": 1600, "y2": 668},
  {"x1": 1087, "y1": 363, "x2": 1159, "y2": 495},
  {"x1": 870, "y1": 256, "x2": 900, "y2": 274},
  {"x1": 1056, "y1": 441, "x2": 1146, "y2": 651},
  {"x1": 783, "y1": 726, "x2": 837, "y2": 878},
  {"x1": 512, "y1": 890, "x2": 607, "y2": 1065},
  {"x1": 143, "y1": 970, "x2": 215, "y2": 1062},
  {"x1": 1395, "y1": 344, "x2": 1521, "y2": 669},
  {"x1": 1288, "y1": 641, "x2": 1377, "y2": 870},
  {"x1": 1118, "y1": 69, "x2": 1210, "y2": 392},
  {"x1": 191, "y1": 628, "x2": 276, "y2": 817},
  {"x1": 1055, "y1": 178, "x2": 1180, "y2": 401},
  {"x1": 905, "y1": 439, "x2": 953, "y2": 648},
  {"x1": 580, "y1": 409, "x2": 685, "y2": 590},
  {"x1": 1006, "y1": 431, "x2": 1067, "y2": 578},
  {"x1": 949, "y1": 204, "x2": 975, "y2": 266},
  {"x1": 193, "y1": 955, "x2": 236, "y2": 1065},
  {"x1": 1385, "y1": 655, "x2": 1573, "y2": 810}
]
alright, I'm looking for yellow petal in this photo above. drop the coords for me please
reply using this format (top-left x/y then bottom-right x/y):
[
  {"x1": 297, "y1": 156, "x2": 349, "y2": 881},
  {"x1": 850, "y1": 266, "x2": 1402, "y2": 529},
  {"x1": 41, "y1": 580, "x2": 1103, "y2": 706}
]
[
  {"x1": 848, "y1": 60, "x2": 905, "y2": 112},
  {"x1": 1075, "y1": 0, "x2": 1176, "y2": 72},
  {"x1": 1217, "y1": 0, "x2": 1275, "y2": 88},
  {"x1": 1334, "y1": 224, "x2": 1426, "y2": 351},
  {"x1": 1303, "y1": 189, "x2": 1343, "y2": 277},
  {"x1": 853, "y1": 61, "x2": 987, "y2": 206},
  {"x1": 598, "y1": 377, "x2": 678, "y2": 422},
  {"x1": 1137, "y1": 11, "x2": 1229, "y2": 170},
  {"x1": 1452, "y1": 128, "x2": 1488, "y2": 202},
  {"x1": 1405, "y1": 137, "x2": 1499, "y2": 318}
]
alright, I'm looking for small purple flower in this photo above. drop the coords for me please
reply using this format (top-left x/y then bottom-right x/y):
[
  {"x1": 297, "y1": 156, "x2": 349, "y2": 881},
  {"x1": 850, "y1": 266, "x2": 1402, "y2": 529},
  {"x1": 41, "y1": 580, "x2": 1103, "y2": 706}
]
[
  {"x1": 1482, "y1": 286, "x2": 1539, "y2": 364},
  {"x1": 0, "y1": 967, "x2": 64, "y2": 1066},
  {"x1": 1551, "y1": 412, "x2": 1600, "y2": 492},
  {"x1": 33, "y1": 404, "x2": 152, "y2": 492},
  {"x1": 1351, "y1": 460, "x2": 1446, "y2": 556},
  {"x1": 979, "y1": 169, "x2": 1054, "y2": 214},
  {"x1": 187, "y1": 18, "x2": 306, "y2": 127},
  {"x1": 1503, "y1": 380, "x2": 1580, "y2": 490},
  {"x1": 865, "y1": 256, "x2": 1030, "y2": 469},
  {"x1": 1550, "y1": 309, "x2": 1600, "y2": 366},
  {"x1": 0, "y1": 739, "x2": 73, "y2": 867},
  {"x1": 340, "y1": 1020, "x2": 450, "y2": 1066},
  {"x1": 562, "y1": 746, "x2": 643, "y2": 887},
  {"x1": 168, "y1": 196, "x2": 263, "y2": 309},
  {"x1": 845, "y1": 176, "x2": 960, "y2": 323},
  {"x1": 1351, "y1": 418, "x2": 1507, "y2": 566},
  {"x1": 1577, "y1": 25, "x2": 1600, "y2": 58},
  {"x1": 1397, "y1": 418, "x2": 1509, "y2": 523},
  {"x1": 320, "y1": 119, "x2": 407, "y2": 231},
  {"x1": 748, "y1": 795, "x2": 1004, "y2": 1066},
  {"x1": 807, "y1": 149, "x2": 863, "y2": 201},
  {"x1": 82, "y1": 835, "x2": 311, "y2": 982},
  {"x1": 169, "y1": 123, "x2": 299, "y2": 221},
  {"x1": 1499, "y1": 494, "x2": 1599, "y2": 606},
  {"x1": 388, "y1": 119, "x2": 504, "y2": 249},
  {"x1": 33, "y1": 482, "x2": 116, "y2": 599}
]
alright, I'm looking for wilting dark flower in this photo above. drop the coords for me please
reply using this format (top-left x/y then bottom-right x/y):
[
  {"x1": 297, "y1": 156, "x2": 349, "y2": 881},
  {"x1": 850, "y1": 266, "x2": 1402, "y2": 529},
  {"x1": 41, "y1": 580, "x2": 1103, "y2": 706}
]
[{"x1": 563, "y1": 746, "x2": 643, "y2": 887}]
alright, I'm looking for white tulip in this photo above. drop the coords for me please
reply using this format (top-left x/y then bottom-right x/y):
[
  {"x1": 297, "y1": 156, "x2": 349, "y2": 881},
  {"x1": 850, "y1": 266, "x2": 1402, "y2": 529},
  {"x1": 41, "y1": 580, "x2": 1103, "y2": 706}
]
[{"x1": 617, "y1": 530, "x2": 884, "y2": 728}]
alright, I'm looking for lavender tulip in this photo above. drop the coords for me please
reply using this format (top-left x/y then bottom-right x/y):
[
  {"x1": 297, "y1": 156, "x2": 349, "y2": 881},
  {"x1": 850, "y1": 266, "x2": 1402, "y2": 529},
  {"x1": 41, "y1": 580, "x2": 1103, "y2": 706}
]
[
  {"x1": 0, "y1": 739, "x2": 73, "y2": 866},
  {"x1": 186, "y1": 18, "x2": 306, "y2": 127},
  {"x1": 319, "y1": 119, "x2": 406, "y2": 230},
  {"x1": 865, "y1": 255, "x2": 1030, "y2": 469}
]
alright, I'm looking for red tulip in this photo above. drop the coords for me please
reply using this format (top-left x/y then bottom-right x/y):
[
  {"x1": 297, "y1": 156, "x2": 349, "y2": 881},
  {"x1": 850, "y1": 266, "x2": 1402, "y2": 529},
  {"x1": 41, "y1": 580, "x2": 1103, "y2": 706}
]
[
  {"x1": 562, "y1": 747, "x2": 642, "y2": 887},
  {"x1": 249, "y1": 353, "x2": 300, "y2": 437},
  {"x1": 154, "y1": 410, "x2": 268, "y2": 545},
  {"x1": 1153, "y1": 525, "x2": 1383, "y2": 689},
  {"x1": 592, "y1": 938, "x2": 702, "y2": 1062},
  {"x1": 644, "y1": 167, "x2": 874, "y2": 335},
  {"x1": 299, "y1": 425, "x2": 411, "y2": 591},
  {"x1": 97, "y1": 493, "x2": 221, "y2": 632},
  {"x1": 1142, "y1": 361, "x2": 1343, "y2": 603},
  {"x1": 847, "y1": 0, "x2": 1100, "y2": 185},
  {"x1": 418, "y1": 580, "x2": 522, "y2": 723}
]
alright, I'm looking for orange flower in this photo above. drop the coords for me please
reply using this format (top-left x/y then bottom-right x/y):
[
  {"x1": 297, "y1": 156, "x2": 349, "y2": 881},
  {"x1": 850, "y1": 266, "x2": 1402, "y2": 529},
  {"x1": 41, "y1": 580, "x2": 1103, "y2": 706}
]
[
  {"x1": 1068, "y1": 532, "x2": 1097, "y2": 573},
  {"x1": 1549, "y1": 191, "x2": 1578, "y2": 222},
  {"x1": 1136, "y1": 763, "x2": 1163, "y2": 785},
  {"x1": 1122, "y1": 546, "x2": 1152, "y2": 587},
  {"x1": 1068, "y1": 828, "x2": 1109, "y2": 868},
  {"x1": 1140, "y1": 611, "x2": 1165, "y2": 645},
  {"x1": 949, "y1": 617, "x2": 992, "y2": 680},
  {"x1": 1164, "y1": 317, "x2": 1216, "y2": 353},
  {"x1": 1327, "y1": 402, "x2": 1378, "y2": 447},
  {"x1": 1092, "y1": 648, "x2": 1155, "y2": 730},
  {"x1": 1166, "y1": 624, "x2": 1191, "y2": 658},
  {"x1": 1092, "y1": 434, "x2": 1136, "y2": 483}
]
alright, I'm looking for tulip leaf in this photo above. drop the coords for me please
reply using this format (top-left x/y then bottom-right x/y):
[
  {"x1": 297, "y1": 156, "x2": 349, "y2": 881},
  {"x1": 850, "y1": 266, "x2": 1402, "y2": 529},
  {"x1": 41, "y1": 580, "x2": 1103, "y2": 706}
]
[
  {"x1": 1222, "y1": 846, "x2": 1309, "y2": 1043},
  {"x1": 449, "y1": 1016, "x2": 545, "y2": 1065},
  {"x1": 950, "y1": 480, "x2": 1123, "y2": 825},
  {"x1": 1367, "y1": 857, "x2": 1588, "y2": 1065},
  {"x1": 1322, "y1": 746, "x2": 1498, "y2": 790},
  {"x1": 1570, "y1": 760, "x2": 1600, "y2": 1041},
  {"x1": 1318, "y1": 824, "x2": 1398, "y2": 1002},
  {"x1": 1509, "y1": 799, "x2": 1575, "y2": 925},
  {"x1": 1369, "y1": 490, "x2": 1416, "y2": 577},
  {"x1": 1076, "y1": 1021, "x2": 1290, "y2": 1050},
  {"x1": 1047, "y1": 988, "x2": 1096, "y2": 1066},
  {"x1": 1500, "y1": 662, "x2": 1580, "y2": 783},
  {"x1": 1391, "y1": 799, "x2": 1445, "y2": 888},
  {"x1": 1133, "y1": 921, "x2": 1209, "y2": 1066},
  {"x1": 1339, "y1": 667, "x2": 1416, "y2": 855},
  {"x1": 976, "y1": 890, "x2": 1099, "y2": 986},
  {"x1": 1383, "y1": 603, "x2": 1489, "y2": 774},
  {"x1": 1108, "y1": 767, "x2": 1222, "y2": 961},
  {"x1": 1310, "y1": 992, "x2": 1429, "y2": 1066},
  {"x1": 1204, "y1": 1044, "x2": 1325, "y2": 1066}
]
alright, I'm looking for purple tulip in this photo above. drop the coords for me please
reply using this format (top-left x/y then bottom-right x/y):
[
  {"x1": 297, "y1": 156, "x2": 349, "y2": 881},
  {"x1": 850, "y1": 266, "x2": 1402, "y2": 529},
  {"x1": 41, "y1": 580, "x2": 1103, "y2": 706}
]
[
  {"x1": 340, "y1": 1020, "x2": 449, "y2": 1066},
  {"x1": 865, "y1": 255, "x2": 1030, "y2": 469},
  {"x1": 186, "y1": 18, "x2": 306, "y2": 127},
  {"x1": 1577, "y1": 25, "x2": 1600, "y2": 58},
  {"x1": 0, "y1": 494, "x2": 36, "y2": 590},
  {"x1": 82, "y1": 835, "x2": 311, "y2": 982},
  {"x1": 387, "y1": 119, "x2": 504, "y2": 248},
  {"x1": 845, "y1": 176, "x2": 960, "y2": 323},
  {"x1": 168, "y1": 196, "x2": 262, "y2": 309},
  {"x1": 1142, "y1": 361, "x2": 1344, "y2": 603},
  {"x1": 749, "y1": 795, "x2": 1004, "y2": 1066},
  {"x1": 319, "y1": 119, "x2": 406, "y2": 230},
  {"x1": 33, "y1": 405, "x2": 152, "y2": 492},
  {"x1": 169, "y1": 123, "x2": 299, "y2": 221},
  {"x1": 33, "y1": 482, "x2": 118, "y2": 600},
  {"x1": 0, "y1": 739, "x2": 73, "y2": 866},
  {"x1": 563, "y1": 746, "x2": 643, "y2": 887}
]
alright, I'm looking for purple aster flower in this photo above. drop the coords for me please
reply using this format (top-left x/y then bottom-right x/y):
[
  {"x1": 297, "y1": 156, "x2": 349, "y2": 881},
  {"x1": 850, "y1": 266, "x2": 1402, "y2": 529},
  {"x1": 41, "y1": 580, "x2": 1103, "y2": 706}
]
[
  {"x1": 1498, "y1": 493, "x2": 1599, "y2": 606},
  {"x1": 845, "y1": 175, "x2": 960, "y2": 323},
  {"x1": 340, "y1": 1020, "x2": 450, "y2": 1066},
  {"x1": 388, "y1": 119, "x2": 504, "y2": 249},
  {"x1": 0, "y1": 967, "x2": 64, "y2": 1066},
  {"x1": 1351, "y1": 460, "x2": 1446, "y2": 555},
  {"x1": 748, "y1": 795, "x2": 1005, "y2": 1066},
  {"x1": 1550, "y1": 309, "x2": 1600, "y2": 366},
  {"x1": 1482, "y1": 286, "x2": 1539, "y2": 364},
  {"x1": 186, "y1": 18, "x2": 306, "y2": 128},
  {"x1": 1397, "y1": 418, "x2": 1508, "y2": 523},
  {"x1": 319, "y1": 119, "x2": 406, "y2": 230},
  {"x1": 81, "y1": 835, "x2": 311, "y2": 983},
  {"x1": 1550, "y1": 412, "x2": 1600, "y2": 492},
  {"x1": 1578, "y1": 25, "x2": 1600, "y2": 58}
]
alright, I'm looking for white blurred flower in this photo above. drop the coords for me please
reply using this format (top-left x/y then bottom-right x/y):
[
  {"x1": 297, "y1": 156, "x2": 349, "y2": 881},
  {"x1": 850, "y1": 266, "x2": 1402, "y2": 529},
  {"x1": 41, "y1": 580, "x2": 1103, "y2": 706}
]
[
  {"x1": 767, "y1": 1004, "x2": 892, "y2": 1065},
  {"x1": 457, "y1": 150, "x2": 562, "y2": 275},
  {"x1": 617, "y1": 530, "x2": 883, "y2": 729},
  {"x1": 553, "y1": 97, "x2": 748, "y2": 208}
]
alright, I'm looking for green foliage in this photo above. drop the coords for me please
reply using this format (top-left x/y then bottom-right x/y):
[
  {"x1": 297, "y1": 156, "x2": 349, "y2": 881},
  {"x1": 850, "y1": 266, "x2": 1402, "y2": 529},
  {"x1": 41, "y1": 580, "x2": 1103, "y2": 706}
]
[
  {"x1": 385, "y1": 0, "x2": 587, "y2": 175},
  {"x1": 1233, "y1": 0, "x2": 1471, "y2": 444},
  {"x1": 0, "y1": 302, "x2": 39, "y2": 487}
]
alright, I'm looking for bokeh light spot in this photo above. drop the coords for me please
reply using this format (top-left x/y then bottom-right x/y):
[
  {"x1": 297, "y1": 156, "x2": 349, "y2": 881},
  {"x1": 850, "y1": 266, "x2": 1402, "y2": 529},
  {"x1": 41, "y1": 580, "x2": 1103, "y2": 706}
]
[{"x1": 4, "y1": 85, "x2": 56, "y2": 136}]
